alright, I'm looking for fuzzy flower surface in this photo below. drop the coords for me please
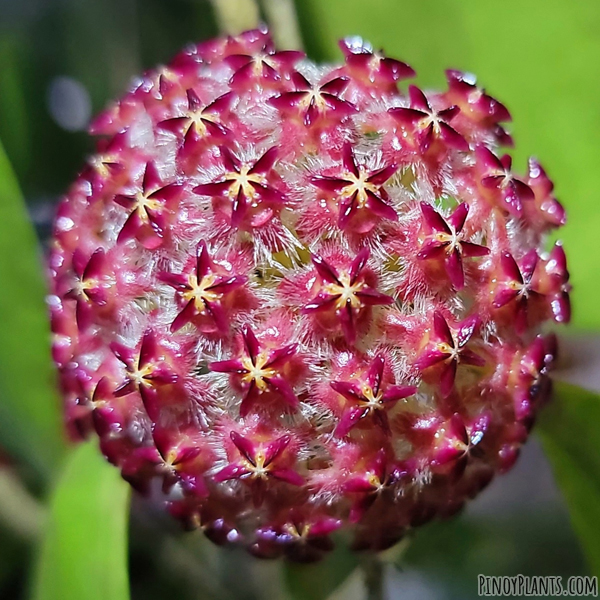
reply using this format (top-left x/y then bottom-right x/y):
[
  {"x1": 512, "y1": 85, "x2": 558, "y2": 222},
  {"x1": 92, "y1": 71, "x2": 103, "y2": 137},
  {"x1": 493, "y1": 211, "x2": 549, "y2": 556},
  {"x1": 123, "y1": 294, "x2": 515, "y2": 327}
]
[{"x1": 49, "y1": 28, "x2": 570, "y2": 560}]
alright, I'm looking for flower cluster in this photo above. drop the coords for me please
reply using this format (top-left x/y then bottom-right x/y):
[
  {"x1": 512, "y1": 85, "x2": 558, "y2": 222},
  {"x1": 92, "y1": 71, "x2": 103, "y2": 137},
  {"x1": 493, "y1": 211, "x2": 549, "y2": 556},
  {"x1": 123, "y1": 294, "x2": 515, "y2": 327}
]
[{"x1": 49, "y1": 28, "x2": 570, "y2": 561}]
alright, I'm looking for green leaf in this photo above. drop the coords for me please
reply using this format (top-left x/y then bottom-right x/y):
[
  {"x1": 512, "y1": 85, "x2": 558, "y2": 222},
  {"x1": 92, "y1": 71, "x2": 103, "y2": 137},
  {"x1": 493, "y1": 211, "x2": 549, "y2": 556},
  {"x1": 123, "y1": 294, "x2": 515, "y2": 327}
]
[
  {"x1": 283, "y1": 543, "x2": 358, "y2": 600},
  {"x1": 31, "y1": 441, "x2": 130, "y2": 600},
  {"x1": 0, "y1": 35, "x2": 31, "y2": 177},
  {"x1": 0, "y1": 139, "x2": 64, "y2": 479},
  {"x1": 537, "y1": 381, "x2": 600, "y2": 577},
  {"x1": 403, "y1": 512, "x2": 586, "y2": 582},
  {"x1": 297, "y1": 0, "x2": 600, "y2": 330}
]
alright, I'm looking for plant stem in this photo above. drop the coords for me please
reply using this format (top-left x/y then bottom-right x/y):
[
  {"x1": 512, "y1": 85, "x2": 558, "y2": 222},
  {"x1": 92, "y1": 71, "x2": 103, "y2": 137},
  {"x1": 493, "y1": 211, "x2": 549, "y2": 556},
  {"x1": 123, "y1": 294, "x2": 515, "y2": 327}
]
[
  {"x1": 211, "y1": 0, "x2": 261, "y2": 36},
  {"x1": 362, "y1": 553, "x2": 385, "y2": 600},
  {"x1": 260, "y1": 0, "x2": 304, "y2": 50}
]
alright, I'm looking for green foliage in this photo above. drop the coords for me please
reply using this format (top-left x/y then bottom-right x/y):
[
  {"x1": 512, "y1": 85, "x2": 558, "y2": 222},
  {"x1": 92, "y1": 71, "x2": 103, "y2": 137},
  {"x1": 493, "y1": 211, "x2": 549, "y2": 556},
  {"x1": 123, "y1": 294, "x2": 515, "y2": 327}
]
[
  {"x1": 0, "y1": 35, "x2": 30, "y2": 176},
  {"x1": 538, "y1": 381, "x2": 600, "y2": 577},
  {"x1": 31, "y1": 441, "x2": 130, "y2": 600},
  {"x1": 403, "y1": 510, "x2": 587, "y2": 599},
  {"x1": 296, "y1": 0, "x2": 600, "y2": 331},
  {"x1": 0, "y1": 139, "x2": 64, "y2": 479},
  {"x1": 284, "y1": 543, "x2": 359, "y2": 600}
]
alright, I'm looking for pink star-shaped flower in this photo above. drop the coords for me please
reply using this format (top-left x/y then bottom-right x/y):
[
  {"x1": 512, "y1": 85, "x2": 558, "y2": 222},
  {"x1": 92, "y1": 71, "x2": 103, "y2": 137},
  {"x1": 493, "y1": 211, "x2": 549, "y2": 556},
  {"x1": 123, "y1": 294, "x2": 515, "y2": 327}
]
[
  {"x1": 160, "y1": 241, "x2": 247, "y2": 333},
  {"x1": 114, "y1": 161, "x2": 182, "y2": 248},
  {"x1": 81, "y1": 134, "x2": 127, "y2": 195},
  {"x1": 476, "y1": 145, "x2": 534, "y2": 217},
  {"x1": 492, "y1": 250, "x2": 541, "y2": 334},
  {"x1": 268, "y1": 72, "x2": 356, "y2": 126},
  {"x1": 151, "y1": 429, "x2": 207, "y2": 496},
  {"x1": 525, "y1": 158, "x2": 566, "y2": 229},
  {"x1": 444, "y1": 69, "x2": 513, "y2": 146},
  {"x1": 415, "y1": 311, "x2": 485, "y2": 397},
  {"x1": 339, "y1": 37, "x2": 415, "y2": 92},
  {"x1": 64, "y1": 248, "x2": 108, "y2": 330},
  {"x1": 111, "y1": 331, "x2": 178, "y2": 415},
  {"x1": 225, "y1": 42, "x2": 304, "y2": 85},
  {"x1": 431, "y1": 413, "x2": 489, "y2": 477},
  {"x1": 210, "y1": 325, "x2": 299, "y2": 417},
  {"x1": 158, "y1": 89, "x2": 232, "y2": 148},
  {"x1": 311, "y1": 144, "x2": 398, "y2": 230},
  {"x1": 303, "y1": 248, "x2": 394, "y2": 344},
  {"x1": 544, "y1": 243, "x2": 571, "y2": 324},
  {"x1": 88, "y1": 377, "x2": 126, "y2": 437},
  {"x1": 256, "y1": 509, "x2": 342, "y2": 561},
  {"x1": 343, "y1": 449, "x2": 394, "y2": 522},
  {"x1": 513, "y1": 335, "x2": 555, "y2": 421},
  {"x1": 331, "y1": 355, "x2": 416, "y2": 437},
  {"x1": 193, "y1": 146, "x2": 285, "y2": 228},
  {"x1": 389, "y1": 85, "x2": 468, "y2": 153},
  {"x1": 417, "y1": 202, "x2": 489, "y2": 289},
  {"x1": 214, "y1": 431, "x2": 304, "y2": 505}
]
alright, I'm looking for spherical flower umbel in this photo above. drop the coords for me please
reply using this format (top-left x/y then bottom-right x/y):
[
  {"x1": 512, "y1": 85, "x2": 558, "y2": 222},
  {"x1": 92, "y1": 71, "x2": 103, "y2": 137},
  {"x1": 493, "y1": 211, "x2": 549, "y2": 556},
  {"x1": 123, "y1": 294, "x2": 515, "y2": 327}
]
[{"x1": 49, "y1": 27, "x2": 571, "y2": 561}]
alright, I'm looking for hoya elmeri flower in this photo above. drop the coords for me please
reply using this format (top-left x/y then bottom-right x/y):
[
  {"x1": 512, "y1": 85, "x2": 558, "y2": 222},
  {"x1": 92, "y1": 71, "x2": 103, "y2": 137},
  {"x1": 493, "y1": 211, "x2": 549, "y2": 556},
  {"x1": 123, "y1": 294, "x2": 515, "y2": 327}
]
[{"x1": 49, "y1": 27, "x2": 570, "y2": 561}]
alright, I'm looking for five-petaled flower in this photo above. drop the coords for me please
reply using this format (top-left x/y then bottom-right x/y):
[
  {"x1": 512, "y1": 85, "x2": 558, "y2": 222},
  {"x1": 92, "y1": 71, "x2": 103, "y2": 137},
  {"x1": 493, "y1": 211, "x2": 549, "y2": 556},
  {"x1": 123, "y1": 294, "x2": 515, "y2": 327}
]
[
  {"x1": 476, "y1": 145, "x2": 534, "y2": 217},
  {"x1": 339, "y1": 37, "x2": 415, "y2": 92},
  {"x1": 417, "y1": 201, "x2": 489, "y2": 289},
  {"x1": 65, "y1": 248, "x2": 108, "y2": 330},
  {"x1": 194, "y1": 146, "x2": 284, "y2": 228},
  {"x1": 512, "y1": 335, "x2": 555, "y2": 421},
  {"x1": 492, "y1": 250, "x2": 541, "y2": 334},
  {"x1": 443, "y1": 69, "x2": 513, "y2": 147},
  {"x1": 214, "y1": 431, "x2": 304, "y2": 505},
  {"x1": 152, "y1": 429, "x2": 207, "y2": 496},
  {"x1": 210, "y1": 325, "x2": 300, "y2": 417},
  {"x1": 331, "y1": 355, "x2": 416, "y2": 437},
  {"x1": 431, "y1": 413, "x2": 489, "y2": 477},
  {"x1": 415, "y1": 311, "x2": 485, "y2": 397},
  {"x1": 256, "y1": 510, "x2": 342, "y2": 561},
  {"x1": 269, "y1": 72, "x2": 355, "y2": 127},
  {"x1": 82, "y1": 134, "x2": 126, "y2": 193},
  {"x1": 158, "y1": 89, "x2": 231, "y2": 148},
  {"x1": 544, "y1": 243, "x2": 571, "y2": 324},
  {"x1": 111, "y1": 331, "x2": 178, "y2": 415},
  {"x1": 525, "y1": 158, "x2": 566, "y2": 230},
  {"x1": 303, "y1": 248, "x2": 394, "y2": 344},
  {"x1": 311, "y1": 144, "x2": 398, "y2": 231},
  {"x1": 114, "y1": 161, "x2": 182, "y2": 248},
  {"x1": 343, "y1": 450, "x2": 394, "y2": 522},
  {"x1": 225, "y1": 43, "x2": 303, "y2": 85},
  {"x1": 160, "y1": 241, "x2": 247, "y2": 333},
  {"x1": 389, "y1": 85, "x2": 468, "y2": 153}
]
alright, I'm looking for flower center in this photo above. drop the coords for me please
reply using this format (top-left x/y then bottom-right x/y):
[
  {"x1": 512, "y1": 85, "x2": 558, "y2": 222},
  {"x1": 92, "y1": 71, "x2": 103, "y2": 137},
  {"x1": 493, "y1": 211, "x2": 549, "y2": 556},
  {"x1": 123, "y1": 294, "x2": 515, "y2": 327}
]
[
  {"x1": 359, "y1": 384, "x2": 384, "y2": 410},
  {"x1": 342, "y1": 170, "x2": 378, "y2": 207},
  {"x1": 240, "y1": 353, "x2": 277, "y2": 392},
  {"x1": 366, "y1": 472, "x2": 384, "y2": 491},
  {"x1": 247, "y1": 450, "x2": 269, "y2": 478},
  {"x1": 434, "y1": 229, "x2": 461, "y2": 253},
  {"x1": 324, "y1": 272, "x2": 365, "y2": 310},
  {"x1": 301, "y1": 89, "x2": 328, "y2": 112},
  {"x1": 73, "y1": 278, "x2": 96, "y2": 300},
  {"x1": 508, "y1": 279, "x2": 530, "y2": 298},
  {"x1": 438, "y1": 341, "x2": 459, "y2": 362},
  {"x1": 134, "y1": 192, "x2": 162, "y2": 220},
  {"x1": 225, "y1": 166, "x2": 265, "y2": 200},
  {"x1": 182, "y1": 273, "x2": 220, "y2": 309},
  {"x1": 128, "y1": 363, "x2": 156, "y2": 387}
]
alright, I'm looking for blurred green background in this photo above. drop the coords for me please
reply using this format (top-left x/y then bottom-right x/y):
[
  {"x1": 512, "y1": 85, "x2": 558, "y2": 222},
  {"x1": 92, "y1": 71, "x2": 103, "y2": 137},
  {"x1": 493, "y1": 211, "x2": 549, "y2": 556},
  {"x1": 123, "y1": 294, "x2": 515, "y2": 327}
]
[{"x1": 0, "y1": 0, "x2": 599, "y2": 599}]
